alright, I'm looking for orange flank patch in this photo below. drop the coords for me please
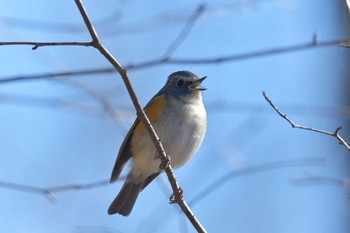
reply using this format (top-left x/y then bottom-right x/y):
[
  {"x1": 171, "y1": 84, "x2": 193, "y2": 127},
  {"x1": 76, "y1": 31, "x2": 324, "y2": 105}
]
[{"x1": 134, "y1": 95, "x2": 166, "y2": 134}]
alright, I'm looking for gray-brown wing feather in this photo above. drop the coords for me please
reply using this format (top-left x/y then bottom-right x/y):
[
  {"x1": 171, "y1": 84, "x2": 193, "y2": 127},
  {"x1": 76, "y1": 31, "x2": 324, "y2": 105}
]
[
  {"x1": 110, "y1": 118, "x2": 140, "y2": 183},
  {"x1": 109, "y1": 95, "x2": 162, "y2": 183}
]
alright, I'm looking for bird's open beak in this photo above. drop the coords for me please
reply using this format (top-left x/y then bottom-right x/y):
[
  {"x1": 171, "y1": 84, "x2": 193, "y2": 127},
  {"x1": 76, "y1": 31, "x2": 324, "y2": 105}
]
[{"x1": 190, "y1": 76, "x2": 207, "y2": 91}]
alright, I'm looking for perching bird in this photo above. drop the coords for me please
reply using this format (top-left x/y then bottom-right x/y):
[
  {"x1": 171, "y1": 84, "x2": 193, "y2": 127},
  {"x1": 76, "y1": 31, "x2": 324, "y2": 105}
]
[{"x1": 108, "y1": 71, "x2": 207, "y2": 216}]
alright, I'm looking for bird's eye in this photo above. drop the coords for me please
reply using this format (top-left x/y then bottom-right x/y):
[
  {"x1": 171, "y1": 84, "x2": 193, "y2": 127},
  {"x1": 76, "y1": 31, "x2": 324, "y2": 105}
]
[{"x1": 176, "y1": 79, "x2": 185, "y2": 87}]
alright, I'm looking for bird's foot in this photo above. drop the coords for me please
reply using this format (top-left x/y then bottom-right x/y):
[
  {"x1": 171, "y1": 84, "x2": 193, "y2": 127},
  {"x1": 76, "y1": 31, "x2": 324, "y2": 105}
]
[{"x1": 169, "y1": 187, "x2": 183, "y2": 204}]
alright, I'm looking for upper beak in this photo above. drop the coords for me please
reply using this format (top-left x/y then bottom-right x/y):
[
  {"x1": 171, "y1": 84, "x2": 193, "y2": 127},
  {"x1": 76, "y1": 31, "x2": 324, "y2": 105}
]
[{"x1": 190, "y1": 76, "x2": 207, "y2": 91}]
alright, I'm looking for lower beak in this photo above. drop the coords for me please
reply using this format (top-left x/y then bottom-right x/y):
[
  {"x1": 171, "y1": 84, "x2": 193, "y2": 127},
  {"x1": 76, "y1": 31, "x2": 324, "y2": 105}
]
[{"x1": 190, "y1": 76, "x2": 207, "y2": 91}]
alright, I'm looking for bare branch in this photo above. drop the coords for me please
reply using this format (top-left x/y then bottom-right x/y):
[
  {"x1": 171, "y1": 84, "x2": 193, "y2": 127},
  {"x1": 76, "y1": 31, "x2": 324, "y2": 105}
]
[
  {"x1": 0, "y1": 179, "x2": 109, "y2": 203},
  {"x1": 188, "y1": 157, "x2": 325, "y2": 206},
  {"x1": 0, "y1": 158, "x2": 324, "y2": 205},
  {"x1": 74, "y1": 0, "x2": 206, "y2": 231},
  {"x1": 0, "y1": 41, "x2": 92, "y2": 50},
  {"x1": 0, "y1": 10, "x2": 122, "y2": 33},
  {"x1": 164, "y1": 4, "x2": 206, "y2": 57},
  {"x1": 0, "y1": 68, "x2": 112, "y2": 83},
  {"x1": 166, "y1": 37, "x2": 348, "y2": 64},
  {"x1": 59, "y1": 78, "x2": 127, "y2": 132},
  {"x1": 262, "y1": 91, "x2": 350, "y2": 151},
  {"x1": 1, "y1": 36, "x2": 347, "y2": 83},
  {"x1": 292, "y1": 173, "x2": 350, "y2": 189}
]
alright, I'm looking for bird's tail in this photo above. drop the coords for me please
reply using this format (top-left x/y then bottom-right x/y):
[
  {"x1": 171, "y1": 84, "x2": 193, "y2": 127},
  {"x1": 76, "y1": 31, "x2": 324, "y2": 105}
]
[{"x1": 108, "y1": 181, "x2": 143, "y2": 216}]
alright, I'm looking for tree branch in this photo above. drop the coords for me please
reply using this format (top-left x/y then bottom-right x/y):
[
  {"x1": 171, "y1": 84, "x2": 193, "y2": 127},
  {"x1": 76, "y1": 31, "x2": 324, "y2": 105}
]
[
  {"x1": 1, "y1": 36, "x2": 347, "y2": 83},
  {"x1": 164, "y1": 4, "x2": 206, "y2": 57},
  {"x1": 58, "y1": 78, "x2": 127, "y2": 132},
  {"x1": 0, "y1": 158, "x2": 324, "y2": 206},
  {"x1": 74, "y1": 0, "x2": 206, "y2": 232},
  {"x1": 0, "y1": 10, "x2": 122, "y2": 33},
  {"x1": 292, "y1": 173, "x2": 350, "y2": 189},
  {"x1": 262, "y1": 91, "x2": 350, "y2": 151},
  {"x1": 0, "y1": 41, "x2": 92, "y2": 50},
  {"x1": 0, "y1": 179, "x2": 109, "y2": 203},
  {"x1": 188, "y1": 157, "x2": 325, "y2": 206}
]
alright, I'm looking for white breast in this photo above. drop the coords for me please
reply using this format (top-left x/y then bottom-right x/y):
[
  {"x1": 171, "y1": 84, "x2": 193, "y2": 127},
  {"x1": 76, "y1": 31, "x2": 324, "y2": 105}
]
[
  {"x1": 162, "y1": 95, "x2": 207, "y2": 167},
  {"x1": 130, "y1": 94, "x2": 207, "y2": 181}
]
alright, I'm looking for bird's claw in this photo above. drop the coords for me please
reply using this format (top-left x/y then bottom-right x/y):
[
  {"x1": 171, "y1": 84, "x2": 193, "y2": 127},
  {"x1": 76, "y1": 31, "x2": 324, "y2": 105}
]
[
  {"x1": 169, "y1": 188, "x2": 183, "y2": 204},
  {"x1": 159, "y1": 154, "x2": 171, "y2": 170}
]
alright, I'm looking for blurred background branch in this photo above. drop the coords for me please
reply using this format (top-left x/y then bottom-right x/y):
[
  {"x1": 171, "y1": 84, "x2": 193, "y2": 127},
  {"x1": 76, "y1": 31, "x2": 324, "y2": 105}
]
[
  {"x1": 0, "y1": 158, "x2": 325, "y2": 204},
  {"x1": 292, "y1": 173, "x2": 350, "y2": 189}
]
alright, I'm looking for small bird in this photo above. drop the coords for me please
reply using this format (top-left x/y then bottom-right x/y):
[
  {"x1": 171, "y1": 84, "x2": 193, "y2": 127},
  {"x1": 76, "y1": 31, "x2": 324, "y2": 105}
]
[{"x1": 108, "y1": 71, "x2": 207, "y2": 216}]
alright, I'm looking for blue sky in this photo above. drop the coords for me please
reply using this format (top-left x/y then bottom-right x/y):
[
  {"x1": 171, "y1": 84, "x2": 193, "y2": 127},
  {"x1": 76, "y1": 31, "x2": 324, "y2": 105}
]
[{"x1": 1, "y1": 0, "x2": 349, "y2": 232}]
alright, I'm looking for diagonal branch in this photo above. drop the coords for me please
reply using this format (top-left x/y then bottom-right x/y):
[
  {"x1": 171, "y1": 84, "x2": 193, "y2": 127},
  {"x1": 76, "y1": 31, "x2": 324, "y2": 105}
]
[
  {"x1": 74, "y1": 0, "x2": 206, "y2": 232},
  {"x1": 262, "y1": 91, "x2": 350, "y2": 151},
  {"x1": 164, "y1": 4, "x2": 206, "y2": 57},
  {"x1": 59, "y1": 78, "x2": 127, "y2": 132}
]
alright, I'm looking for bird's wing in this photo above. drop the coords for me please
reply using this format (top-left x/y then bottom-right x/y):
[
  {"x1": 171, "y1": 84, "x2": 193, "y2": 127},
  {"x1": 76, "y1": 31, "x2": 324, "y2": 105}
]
[
  {"x1": 141, "y1": 172, "x2": 161, "y2": 190},
  {"x1": 110, "y1": 118, "x2": 138, "y2": 183},
  {"x1": 109, "y1": 95, "x2": 167, "y2": 183}
]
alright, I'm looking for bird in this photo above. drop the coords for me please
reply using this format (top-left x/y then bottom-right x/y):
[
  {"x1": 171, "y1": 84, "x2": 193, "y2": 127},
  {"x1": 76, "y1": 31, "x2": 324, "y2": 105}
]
[{"x1": 108, "y1": 70, "x2": 207, "y2": 216}]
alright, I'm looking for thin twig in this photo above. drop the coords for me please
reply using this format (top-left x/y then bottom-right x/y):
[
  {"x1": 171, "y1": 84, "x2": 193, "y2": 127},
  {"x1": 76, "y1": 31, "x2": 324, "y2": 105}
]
[
  {"x1": 0, "y1": 179, "x2": 110, "y2": 203},
  {"x1": 262, "y1": 91, "x2": 350, "y2": 151},
  {"x1": 292, "y1": 173, "x2": 350, "y2": 189},
  {"x1": 167, "y1": 37, "x2": 348, "y2": 64},
  {"x1": 1, "y1": 36, "x2": 347, "y2": 83},
  {"x1": 0, "y1": 10, "x2": 122, "y2": 32},
  {"x1": 0, "y1": 41, "x2": 92, "y2": 50},
  {"x1": 0, "y1": 68, "x2": 112, "y2": 83},
  {"x1": 164, "y1": 4, "x2": 206, "y2": 57},
  {"x1": 59, "y1": 78, "x2": 127, "y2": 132},
  {"x1": 0, "y1": 157, "x2": 324, "y2": 209},
  {"x1": 74, "y1": 0, "x2": 206, "y2": 232},
  {"x1": 188, "y1": 157, "x2": 325, "y2": 206}
]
